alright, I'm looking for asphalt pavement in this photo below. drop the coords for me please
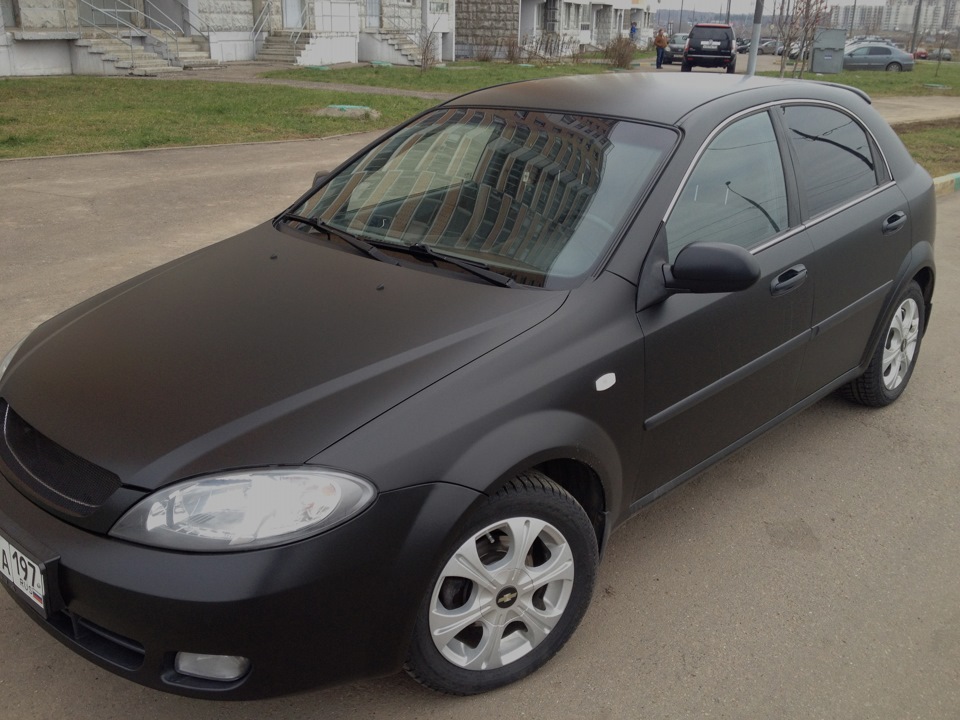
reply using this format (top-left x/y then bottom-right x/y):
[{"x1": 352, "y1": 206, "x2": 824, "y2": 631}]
[{"x1": 0, "y1": 64, "x2": 959, "y2": 719}]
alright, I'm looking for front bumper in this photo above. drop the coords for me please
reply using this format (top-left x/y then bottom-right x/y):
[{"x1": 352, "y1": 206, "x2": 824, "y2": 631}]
[{"x1": 0, "y1": 472, "x2": 481, "y2": 699}]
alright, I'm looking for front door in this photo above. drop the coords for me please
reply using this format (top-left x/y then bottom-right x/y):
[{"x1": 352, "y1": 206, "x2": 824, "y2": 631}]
[
  {"x1": 282, "y1": 0, "x2": 302, "y2": 29},
  {"x1": 634, "y1": 109, "x2": 815, "y2": 502},
  {"x1": 365, "y1": 0, "x2": 380, "y2": 27}
]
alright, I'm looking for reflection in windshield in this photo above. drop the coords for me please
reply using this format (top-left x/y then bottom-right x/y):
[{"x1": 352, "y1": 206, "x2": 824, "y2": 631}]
[{"x1": 297, "y1": 108, "x2": 675, "y2": 288}]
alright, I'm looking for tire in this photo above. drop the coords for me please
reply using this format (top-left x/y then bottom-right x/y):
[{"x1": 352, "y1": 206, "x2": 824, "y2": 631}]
[
  {"x1": 681, "y1": 62, "x2": 692, "y2": 72},
  {"x1": 726, "y1": 60, "x2": 736, "y2": 74},
  {"x1": 404, "y1": 471, "x2": 599, "y2": 695},
  {"x1": 842, "y1": 281, "x2": 925, "y2": 407},
  {"x1": 885, "y1": 62, "x2": 902, "y2": 72}
]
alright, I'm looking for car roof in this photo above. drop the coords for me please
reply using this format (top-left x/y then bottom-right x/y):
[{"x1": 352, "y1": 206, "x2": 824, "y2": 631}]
[{"x1": 444, "y1": 73, "x2": 868, "y2": 127}]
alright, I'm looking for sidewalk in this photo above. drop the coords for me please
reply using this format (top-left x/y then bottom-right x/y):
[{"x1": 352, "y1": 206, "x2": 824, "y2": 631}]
[
  {"x1": 159, "y1": 60, "x2": 960, "y2": 192},
  {"x1": 167, "y1": 59, "x2": 960, "y2": 127}
]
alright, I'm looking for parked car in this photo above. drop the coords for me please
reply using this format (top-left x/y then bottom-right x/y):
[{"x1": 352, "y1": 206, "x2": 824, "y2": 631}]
[
  {"x1": 736, "y1": 37, "x2": 750, "y2": 53},
  {"x1": 663, "y1": 32, "x2": 688, "y2": 64},
  {"x1": 929, "y1": 47, "x2": 953, "y2": 61},
  {"x1": 0, "y1": 73, "x2": 936, "y2": 700},
  {"x1": 757, "y1": 39, "x2": 779, "y2": 54},
  {"x1": 843, "y1": 42, "x2": 915, "y2": 71},
  {"x1": 913, "y1": 47, "x2": 928, "y2": 59},
  {"x1": 681, "y1": 22, "x2": 737, "y2": 72}
]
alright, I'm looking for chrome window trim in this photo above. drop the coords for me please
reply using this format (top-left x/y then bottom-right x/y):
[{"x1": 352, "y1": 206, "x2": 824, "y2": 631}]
[
  {"x1": 662, "y1": 98, "x2": 895, "y2": 257},
  {"x1": 796, "y1": 180, "x2": 897, "y2": 234}
]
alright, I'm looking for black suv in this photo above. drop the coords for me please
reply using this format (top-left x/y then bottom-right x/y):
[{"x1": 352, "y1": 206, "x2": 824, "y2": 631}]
[{"x1": 682, "y1": 22, "x2": 737, "y2": 73}]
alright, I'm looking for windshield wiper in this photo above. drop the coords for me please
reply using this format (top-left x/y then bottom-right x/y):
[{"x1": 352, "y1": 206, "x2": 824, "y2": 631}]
[
  {"x1": 279, "y1": 212, "x2": 402, "y2": 266},
  {"x1": 401, "y1": 243, "x2": 515, "y2": 288}
]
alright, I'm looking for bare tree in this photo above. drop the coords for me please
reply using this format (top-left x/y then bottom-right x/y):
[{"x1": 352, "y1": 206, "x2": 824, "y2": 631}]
[
  {"x1": 414, "y1": 15, "x2": 443, "y2": 72},
  {"x1": 774, "y1": 0, "x2": 827, "y2": 78},
  {"x1": 933, "y1": 27, "x2": 957, "y2": 78}
]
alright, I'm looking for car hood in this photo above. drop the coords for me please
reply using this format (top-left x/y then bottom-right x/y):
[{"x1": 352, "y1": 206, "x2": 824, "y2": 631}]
[{"x1": 1, "y1": 224, "x2": 565, "y2": 490}]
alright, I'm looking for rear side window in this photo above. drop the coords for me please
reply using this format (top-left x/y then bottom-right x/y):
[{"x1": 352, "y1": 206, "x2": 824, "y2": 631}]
[
  {"x1": 665, "y1": 111, "x2": 788, "y2": 260},
  {"x1": 689, "y1": 26, "x2": 733, "y2": 45},
  {"x1": 778, "y1": 105, "x2": 879, "y2": 218}
]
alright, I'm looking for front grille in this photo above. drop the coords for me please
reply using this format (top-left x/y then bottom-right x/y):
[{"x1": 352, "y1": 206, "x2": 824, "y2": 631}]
[{"x1": 0, "y1": 399, "x2": 121, "y2": 517}]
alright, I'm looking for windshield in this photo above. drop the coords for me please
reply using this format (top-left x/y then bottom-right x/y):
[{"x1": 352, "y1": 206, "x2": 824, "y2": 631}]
[{"x1": 294, "y1": 107, "x2": 676, "y2": 288}]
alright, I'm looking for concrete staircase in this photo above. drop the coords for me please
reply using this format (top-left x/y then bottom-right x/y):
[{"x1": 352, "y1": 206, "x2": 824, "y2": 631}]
[
  {"x1": 74, "y1": 31, "x2": 219, "y2": 75},
  {"x1": 75, "y1": 35, "x2": 183, "y2": 75},
  {"x1": 144, "y1": 31, "x2": 221, "y2": 69},
  {"x1": 373, "y1": 30, "x2": 419, "y2": 65},
  {"x1": 255, "y1": 32, "x2": 310, "y2": 64}
]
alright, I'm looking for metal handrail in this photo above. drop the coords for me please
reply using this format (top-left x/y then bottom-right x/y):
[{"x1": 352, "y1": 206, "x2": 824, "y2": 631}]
[
  {"x1": 110, "y1": 0, "x2": 180, "y2": 58},
  {"x1": 252, "y1": 0, "x2": 273, "y2": 53},
  {"x1": 76, "y1": 0, "x2": 136, "y2": 68},
  {"x1": 173, "y1": 0, "x2": 212, "y2": 42},
  {"x1": 143, "y1": 0, "x2": 182, "y2": 34},
  {"x1": 290, "y1": 3, "x2": 309, "y2": 46},
  {"x1": 76, "y1": 0, "x2": 183, "y2": 68}
]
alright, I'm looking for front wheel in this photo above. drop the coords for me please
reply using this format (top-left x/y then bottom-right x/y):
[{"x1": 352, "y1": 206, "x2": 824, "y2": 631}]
[
  {"x1": 841, "y1": 281, "x2": 925, "y2": 407},
  {"x1": 404, "y1": 471, "x2": 598, "y2": 695}
]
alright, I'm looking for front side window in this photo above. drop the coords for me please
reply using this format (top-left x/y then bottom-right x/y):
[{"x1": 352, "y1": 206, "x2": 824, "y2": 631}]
[
  {"x1": 665, "y1": 111, "x2": 788, "y2": 260},
  {"x1": 295, "y1": 108, "x2": 676, "y2": 288},
  {"x1": 778, "y1": 104, "x2": 878, "y2": 218}
]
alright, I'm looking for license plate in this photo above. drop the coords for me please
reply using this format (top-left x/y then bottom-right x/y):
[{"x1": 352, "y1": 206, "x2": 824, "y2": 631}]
[{"x1": 0, "y1": 533, "x2": 46, "y2": 613}]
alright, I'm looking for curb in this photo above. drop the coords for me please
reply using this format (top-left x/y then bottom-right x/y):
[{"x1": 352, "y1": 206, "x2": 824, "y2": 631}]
[{"x1": 933, "y1": 171, "x2": 960, "y2": 196}]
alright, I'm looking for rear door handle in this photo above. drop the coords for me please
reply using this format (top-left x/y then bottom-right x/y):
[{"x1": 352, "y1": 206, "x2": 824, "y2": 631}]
[
  {"x1": 771, "y1": 264, "x2": 807, "y2": 296},
  {"x1": 882, "y1": 211, "x2": 907, "y2": 234}
]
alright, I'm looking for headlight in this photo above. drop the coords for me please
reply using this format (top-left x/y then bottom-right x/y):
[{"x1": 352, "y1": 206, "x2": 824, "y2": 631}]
[
  {"x1": 110, "y1": 468, "x2": 376, "y2": 552},
  {"x1": 0, "y1": 338, "x2": 26, "y2": 384}
]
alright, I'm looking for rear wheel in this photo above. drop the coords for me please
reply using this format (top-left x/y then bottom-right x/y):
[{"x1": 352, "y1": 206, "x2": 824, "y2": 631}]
[
  {"x1": 885, "y1": 62, "x2": 903, "y2": 72},
  {"x1": 726, "y1": 60, "x2": 736, "y2": 74},
  {"x1": 404, "y1": 471, "x2": 598, "y2": 695},
  {"x1": 842, "y1": 281, "x2": 925, "y2": 407},
  {"x1": 681, "y1": 61, "x2": 692, "y2": 72}
]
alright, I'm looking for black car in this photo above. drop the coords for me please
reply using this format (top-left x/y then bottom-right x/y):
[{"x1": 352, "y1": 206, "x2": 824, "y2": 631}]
[
  {"x1": 682, "y1": 22, "x2": 737, "y2": 72},
  {"x1": 0, "y1": 74, "x2": 936, "y2": 700}
]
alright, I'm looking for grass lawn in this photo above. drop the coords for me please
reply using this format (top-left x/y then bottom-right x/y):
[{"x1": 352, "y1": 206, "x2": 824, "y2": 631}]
[
  {"x1": 0, "y1": 76, "x2": 434, "y2": 159},
  {"x1": 262, "y1": 61, "x2": 613, "y2": 93},
  {"x1": 895, "y1": 118, "x2": 960, "y2": 178},
  {"x1": 1, "y1": 67, "x2": 959, "y2": 180},
  {"x1": 760, "y1": 57, "x2": 960, "y2": 96}
]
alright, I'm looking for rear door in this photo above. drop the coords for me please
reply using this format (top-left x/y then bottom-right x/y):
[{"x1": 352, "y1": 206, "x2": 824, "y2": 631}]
[{"x1": 773, "y1": 103, "x2": 911, "y2": 399}]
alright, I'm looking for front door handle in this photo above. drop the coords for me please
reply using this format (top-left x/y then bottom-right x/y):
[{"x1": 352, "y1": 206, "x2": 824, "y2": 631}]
[
  {"x1": 882, "y1": 211, "x2": 907, "y2": 234},
  {"x1": 771, "y1": 264, "x2": 807, "y2": 296}
]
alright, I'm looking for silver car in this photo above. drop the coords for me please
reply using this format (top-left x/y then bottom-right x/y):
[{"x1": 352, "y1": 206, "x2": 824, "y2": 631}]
[
  {"x1": 663, "y1": 33, "x2": 688, "y2": 64},
  {"x1": 843, "y1": 42, "x2": 915, "y2": 71}
]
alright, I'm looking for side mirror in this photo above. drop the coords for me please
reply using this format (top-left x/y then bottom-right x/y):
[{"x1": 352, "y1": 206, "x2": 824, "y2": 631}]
[
  {"x1": 313, "y1": 170, "x2": 331, "y2": 187},
  {"x1": 663, "y1": 242, "x2": 760, "y2": 294}
]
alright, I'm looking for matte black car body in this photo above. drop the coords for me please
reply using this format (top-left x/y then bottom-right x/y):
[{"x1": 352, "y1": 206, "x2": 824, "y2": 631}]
[
  {"x1": 0, "y1": 73, "x2": 936, "y2": 699},
  {"x1": 682, "y1": 23, "x2": 737, "y2": 72}
]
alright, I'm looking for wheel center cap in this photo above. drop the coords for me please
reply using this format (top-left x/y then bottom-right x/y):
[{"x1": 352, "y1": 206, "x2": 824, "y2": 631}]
[{"x1": 496, "y1": 586, "x2": 519, "y2": 609}]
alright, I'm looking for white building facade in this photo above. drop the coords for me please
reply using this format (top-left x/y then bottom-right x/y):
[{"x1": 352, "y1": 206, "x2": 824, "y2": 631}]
[
  {"x1": 1, "y1": 0, "x2": 454, "y2": 75},
  {"x1": 456, "y1": 0, "x2": 653, "y2": 59}
]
